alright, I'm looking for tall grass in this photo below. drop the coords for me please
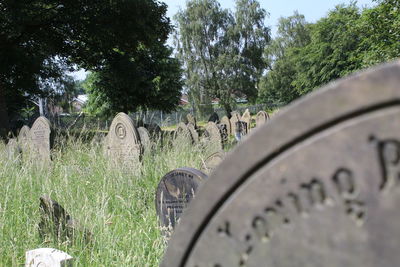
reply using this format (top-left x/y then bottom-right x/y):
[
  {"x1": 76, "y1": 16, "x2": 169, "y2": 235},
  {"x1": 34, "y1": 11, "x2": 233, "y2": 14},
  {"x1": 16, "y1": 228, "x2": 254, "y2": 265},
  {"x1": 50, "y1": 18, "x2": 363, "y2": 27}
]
[{"x1": 0, "y1": 133, "x2": 212, "y2": 266}]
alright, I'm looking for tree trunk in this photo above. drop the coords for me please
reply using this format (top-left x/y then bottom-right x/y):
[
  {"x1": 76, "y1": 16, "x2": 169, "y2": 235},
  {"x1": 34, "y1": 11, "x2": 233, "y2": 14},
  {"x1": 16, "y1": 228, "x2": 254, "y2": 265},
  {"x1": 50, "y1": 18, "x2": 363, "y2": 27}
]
[
  {"x1": 223, "y1": 103, "x2": 232, "y2": 118},
  {"x1": 0, "y1": 83, "x2": 10, "y2": 139}
]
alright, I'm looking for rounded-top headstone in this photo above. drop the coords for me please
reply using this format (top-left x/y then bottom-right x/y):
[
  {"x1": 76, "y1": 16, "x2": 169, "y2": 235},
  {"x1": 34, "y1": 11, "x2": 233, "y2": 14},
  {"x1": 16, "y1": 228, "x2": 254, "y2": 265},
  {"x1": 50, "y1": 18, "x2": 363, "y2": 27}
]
[
  {"x1": 255, "y1": 110, "x2": 270, "y2": 127},
  {"x1": 200, "y1": 151, "x2": 226, "y2": 175},
  {"x1": 174, "y1": 122, "x2": 193, "y2": 144},
  {"x1": 204, "y1": 121, "x2": 223, "y2": 152},
  {"x1": 30, "y1": 116, "x2": 52, "y2": 162},
  {"x1": 241, "y1": 108, "x2": 251, "y2": 133},
  {"x1": 220, "y1": 116, "x2": 231, "y2": 136},
  {"x1": 18, "y1": 125, "x2": 30, "y2": 149},
  {"x1": 155, "y1": 167, "x2": 208, "y2": 237},
  {"x1": 137, "y1": 127, "x2": 151, "y2": 152},
  {"x1": 18, "y1": 125, "x2": 30, "y2": 142},
  {"x1": 161, "y1": 61, "x2": 400, "y2": 267},
  {"x1": 105, "y1": 112, "x2": 141, "y2": 163},
  {"x1": 25, "y1": 248, "x2": 73, "y2": 267}
]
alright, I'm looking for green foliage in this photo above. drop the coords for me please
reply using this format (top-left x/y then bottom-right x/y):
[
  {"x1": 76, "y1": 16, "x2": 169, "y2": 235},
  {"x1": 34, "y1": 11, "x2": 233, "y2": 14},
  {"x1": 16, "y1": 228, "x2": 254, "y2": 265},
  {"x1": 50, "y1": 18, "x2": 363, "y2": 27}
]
[
  {"x1": 174, "y1": 0, "x2": 270, "y2": 116},
  {"x1": 258, "y1": 11, "x2": 311, "y2": 105},
  {"x1": 357, "y1": 0, "x2": 400, "y2": 66},
  {"x1": 0, "y1": 0, "x2": 181, "y2": 131},
  {"x1": 259, "y1": 0, "x2": 400, "y2": 106},
  {"x1": 85, "y1": 47, "x2": 182, "y2": 117},
  {"x1": 0, "y1": 134, "x2": 211, "y2": 265}
]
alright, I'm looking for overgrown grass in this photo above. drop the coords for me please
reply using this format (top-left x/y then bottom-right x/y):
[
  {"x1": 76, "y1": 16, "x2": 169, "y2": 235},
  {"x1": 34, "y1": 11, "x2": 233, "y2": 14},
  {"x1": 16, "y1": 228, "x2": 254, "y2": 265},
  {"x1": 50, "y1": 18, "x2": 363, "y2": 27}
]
[{"x1": 0, "y1": 134, "x2": 214, "y2": 266}]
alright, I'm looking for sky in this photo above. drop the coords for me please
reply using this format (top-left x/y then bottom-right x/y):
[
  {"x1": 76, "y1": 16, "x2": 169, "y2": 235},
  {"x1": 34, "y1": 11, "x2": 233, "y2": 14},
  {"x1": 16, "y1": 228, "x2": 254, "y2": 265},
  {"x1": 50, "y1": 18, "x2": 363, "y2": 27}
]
[
  {"x1": 163, "y1": 0, "x2": 376, "y2": 37},
  {"x1": 72, "y1": 0, "x2": 376, "y2": 80}
]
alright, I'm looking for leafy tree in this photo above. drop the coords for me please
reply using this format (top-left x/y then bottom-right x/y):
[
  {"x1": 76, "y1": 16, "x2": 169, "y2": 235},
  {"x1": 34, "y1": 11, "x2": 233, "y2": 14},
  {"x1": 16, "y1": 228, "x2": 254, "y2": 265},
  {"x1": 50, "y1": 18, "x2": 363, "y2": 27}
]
[
  {"x1": 260, "y1": 1, "x2": 400, "y2": 107},
  {"x1": 174, "y1": 0, "x2": 270, "y2": 116},
  {"x1": 259, "y1": 11, "x2": 311, "y2": 105},
  {"x1": 0, "y1": 0, "x2": 181, "y2": 136},
  {"x1": 357, "y1": 0, "x2": 400, "y2": 67},
  {"x1": 290, "y1": 4, "x2": 364, "y2": 97}
]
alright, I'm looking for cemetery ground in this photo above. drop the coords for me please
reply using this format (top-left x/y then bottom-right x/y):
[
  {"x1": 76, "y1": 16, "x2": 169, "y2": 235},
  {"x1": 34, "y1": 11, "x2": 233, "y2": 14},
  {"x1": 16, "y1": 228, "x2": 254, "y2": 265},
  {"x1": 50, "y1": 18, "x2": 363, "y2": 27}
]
[{"x1": 0, "y1": 132, "x2": 217, "y2": 266}]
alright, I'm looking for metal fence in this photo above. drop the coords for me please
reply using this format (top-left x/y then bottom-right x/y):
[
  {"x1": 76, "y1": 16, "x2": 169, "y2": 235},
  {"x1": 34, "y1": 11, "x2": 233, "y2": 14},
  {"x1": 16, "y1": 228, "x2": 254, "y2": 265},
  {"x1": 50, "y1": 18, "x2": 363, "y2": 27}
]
[{"x1": 49, "y1": 103, "x2": 273, "y2": 131}]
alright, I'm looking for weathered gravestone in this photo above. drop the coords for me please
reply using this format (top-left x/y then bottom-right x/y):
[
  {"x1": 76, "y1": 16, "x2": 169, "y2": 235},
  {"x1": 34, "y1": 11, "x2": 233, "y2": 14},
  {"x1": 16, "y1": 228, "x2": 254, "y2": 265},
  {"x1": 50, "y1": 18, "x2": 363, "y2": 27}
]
[
  {"x1": 105, "y1": 112, "x2": 141, "y2": 163},
  {"x1": 30, "y1": 116, "x2": 52, "y2": 162},
  {"x1": 200, "y1": 151, "x2": 226, "y2": 175},
  {"x1": 230, "y1": 112, "x2": 241, "y2": 136},
  {"x1": 6, "y1": 138, "x2": 20, "y2": 159},
  {"x1": 186, "y1": 114, "x2": 197, "y2": 129},
  {"x1": 155, "y1": 168, "x2": 208, "y2": 238},
  {"x1": 138, "y1": 127, "x2": 151, "y2": 152},
  {"x1": 208, "y1": 112, "x2": 219, "y2": 123},
  {"x1": 18, "y1": 125, "x2": 30, "y2": 153},
  {"x1": 255, "y1": 110, "x2": 270, "y2": 127},
  {"x1": 187, "y1": 123, "x2": 199, "y2": 144},
  {"x1": 234, "y1": 120, "x2": 248, "y2": 141},
  {"x1": 203, "y1": 122, "x2": 223, "y2": 152},
  {"x1": 218, "y1": 124, "x2": 229, "y2": 143},
  {"x1": 174, "y1": 122, "x2": 194, "y2": 144},
  {"x1": 219, "y1": 116, "x2": 231, "y2": 136},
  {"x1": 241, "y1": 108, "x2": 251, "y2": 133},
  {"x1": 38, "y1": 195, "x2": 92, "y2": 244},
  {"x1": 161, "y1": 61, "x2": 400, "y2": 267},
  {"x1": 26, "y1": 248, "x2": 73, "y2": 267}
]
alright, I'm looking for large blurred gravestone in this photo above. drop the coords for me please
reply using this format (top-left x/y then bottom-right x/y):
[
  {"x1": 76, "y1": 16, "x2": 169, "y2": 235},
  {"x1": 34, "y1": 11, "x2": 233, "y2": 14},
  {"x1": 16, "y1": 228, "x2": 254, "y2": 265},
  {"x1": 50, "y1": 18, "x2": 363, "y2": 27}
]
[
  {"x1": 29, "y1": 116, "x2": 52, "y2": 162},
  {"x1": 25, "y1": 248, "x2": 73, "y2": 267},
  {"x1": 155, "y1": 168, "x2": 207, "y2": 238},
  {"x1": 255, "y1": 110, "x2": 270, "y2": 127},
  {"x1": 105, "y1": 112, "x2": 141, "y2": 164},
  {"x1": 161, "y1": 61, "x2": 400, "y2": 267}
]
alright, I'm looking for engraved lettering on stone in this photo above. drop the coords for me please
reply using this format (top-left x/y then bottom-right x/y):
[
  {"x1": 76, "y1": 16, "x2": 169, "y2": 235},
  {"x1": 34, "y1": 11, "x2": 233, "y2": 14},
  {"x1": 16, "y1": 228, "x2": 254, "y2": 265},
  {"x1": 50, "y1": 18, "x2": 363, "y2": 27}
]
[{"x1": 371, "y1": 136, "x2": 400, "y2": 190}]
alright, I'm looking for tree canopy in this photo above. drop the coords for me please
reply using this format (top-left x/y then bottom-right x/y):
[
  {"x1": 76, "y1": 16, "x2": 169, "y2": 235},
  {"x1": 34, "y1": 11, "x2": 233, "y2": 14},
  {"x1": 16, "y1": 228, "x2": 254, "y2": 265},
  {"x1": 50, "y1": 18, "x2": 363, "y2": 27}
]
[
  {"x1": 259, "y1": 0, "x2": 400, "y2": 106},
  {"x1": 0, "y1": 0, "x2": 182, "y2": 135},
  {"x1": 174, "y1": 0, "x2": 270, "y2": 116}
]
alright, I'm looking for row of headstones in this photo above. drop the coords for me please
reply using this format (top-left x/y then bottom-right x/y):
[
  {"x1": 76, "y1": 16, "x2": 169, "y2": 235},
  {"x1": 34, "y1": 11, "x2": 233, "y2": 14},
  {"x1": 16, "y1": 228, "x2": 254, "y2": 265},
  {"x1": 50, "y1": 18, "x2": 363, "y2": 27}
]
[
  {"x1": 154, "y1": 110, "x2": 272, "y2": 237},
  {"x1": 102, "y1": 112, "x2": 168, "y2": 164},
  {"x1": 6, "y1": 113, "x2": 160, "y2": 165},
  {"x1": 174, "y1": 110, "x2": 271, "y2": 153},
  {"x1": 6, "y1": 117, "x2": 52, "y2": 162},
  {"x1": 19, "y1": 110, "x2": 268, "y2": 263}
]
